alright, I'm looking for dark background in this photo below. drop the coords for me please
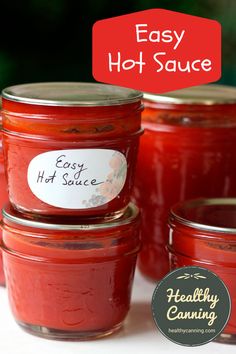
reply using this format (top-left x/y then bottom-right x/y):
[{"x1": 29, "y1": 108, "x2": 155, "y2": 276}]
[{"x1": 1, "y1": 0, "x2": 235, "y2": 90}]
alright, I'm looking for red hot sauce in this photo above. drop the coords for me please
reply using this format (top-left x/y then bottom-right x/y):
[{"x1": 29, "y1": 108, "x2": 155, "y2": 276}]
[
  {"x1": 169, "y1": 198, "x2": 236, "y2": 344},
  {"x1": 1, "y1": 82, "x2": 142, "y2": 218},
  {"x1": 133, "y1": 85, "x2": 236, "y2": 281},
  {"x1": 0, "y1": 116, "x2": 8, "y2": 285},
  {"x1": 1, "y1": 203, "x2": 140, "y2": 340}
]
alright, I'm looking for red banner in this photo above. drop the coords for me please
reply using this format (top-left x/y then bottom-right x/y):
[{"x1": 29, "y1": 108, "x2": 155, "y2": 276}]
[{"x1": 92, "y1": 9, "x2": 221, "y2": 93}]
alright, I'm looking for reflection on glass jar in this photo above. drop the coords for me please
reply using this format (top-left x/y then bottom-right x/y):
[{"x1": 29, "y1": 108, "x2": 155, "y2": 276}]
[
  {"x1": 0, "y1": 111, "x2": 8, "y2": 286},
  {"x1": 1, "y1": 203, "x2": 140, "y2": 340},
  {"x1": 2, "y1": 82, "x2": 142, "y2": 218},
  {"x1": 133, "y1": 85, "x2": 236, "y2": 281},
  {"x1": 169, "y1": 198, "x2": 236, "y2": 344}
]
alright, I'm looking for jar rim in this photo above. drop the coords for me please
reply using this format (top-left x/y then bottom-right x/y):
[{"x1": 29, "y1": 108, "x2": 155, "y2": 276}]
[
  {"x1": 2, "y1": 82, "x2": 143, "y2": 107},
  {"x1": 143, "y1": 84, "x2": 236, "y2": 105},
  {"x1": 170, "y1": 198, "x2": 236, "y2": 234},
  {"x1": 2, "y1": 203, "x2": 139, "y2": 231}
]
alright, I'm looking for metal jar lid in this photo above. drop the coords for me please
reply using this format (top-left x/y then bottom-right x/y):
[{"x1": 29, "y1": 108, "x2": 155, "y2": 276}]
[
  {"x1": 170, "y1": 198, "x2": 236, "y2": 234},
  {"x1": 2, "y1": 82, "x2": 142, "y2": 107},
  {"x1": 144, "y1": 84, "x2": 236, "y2": 105},
  {"x1": 2, "y1": 203, "x2": 139, "y2": 231}
]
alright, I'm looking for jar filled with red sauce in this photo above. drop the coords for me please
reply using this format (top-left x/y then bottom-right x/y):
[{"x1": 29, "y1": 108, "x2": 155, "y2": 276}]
[
  {"x1": 1, "y1": 203, "x2": 140, "y2": 340},
  {"x1": 168, "y1": 198, "x2": 236, "y2": 344},
  {"x1": 133, "y1": 84, "x2": 236, "y2": 281},
  {"x1": 0, "y1": 107, "x2": 8, "y2": 286},
  {"x1": 1, "y1": 82, "x2": 142, "y2": 218}
]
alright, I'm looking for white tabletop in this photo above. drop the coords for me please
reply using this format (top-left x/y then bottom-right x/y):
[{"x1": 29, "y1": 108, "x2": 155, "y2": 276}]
[{"x1": 0, "y1": 270, "x2": 234, "y2": 354}]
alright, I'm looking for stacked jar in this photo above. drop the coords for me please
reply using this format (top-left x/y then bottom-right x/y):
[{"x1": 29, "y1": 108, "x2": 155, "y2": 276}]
[
  {"x1": 133, "y1": 84, "x2": 236, "y2": 281},
  {"x1": 0, "y1": 82, "x2": 143, "y2": 340}
]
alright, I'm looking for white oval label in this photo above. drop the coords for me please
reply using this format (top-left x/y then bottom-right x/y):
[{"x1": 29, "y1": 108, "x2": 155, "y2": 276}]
[{"x1": 27, "y1": 149, "x2": 127, "y2": 209}]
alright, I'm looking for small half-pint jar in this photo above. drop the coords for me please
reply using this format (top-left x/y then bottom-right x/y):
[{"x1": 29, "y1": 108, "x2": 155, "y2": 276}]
[
  {"x1": 168, "y1": 198, "x2": 236, "y2": 344},
  {"x1": 1, "y1": 203, "x2": 141, "y2": 340},
  {"x1": 1, "y1": 82, "x2": 143, "y2": 217}
]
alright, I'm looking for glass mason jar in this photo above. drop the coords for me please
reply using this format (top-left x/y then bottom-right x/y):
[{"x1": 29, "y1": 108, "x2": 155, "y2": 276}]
[
  {"x1": 133, "y1": 84, "x2": 236, "y2": 281},
  {"x1": 1, "y1": 82, "x2": 143, "y2": 218},
  {"x1": 1, "y1": 203, "x2": 140, "y2": 340},
  {"x1": 0, "y1": 110, "x2": 8, "y2": 286},
  {"x1": 168, "y1": 198, "x2": 236, "y2": 344}
]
